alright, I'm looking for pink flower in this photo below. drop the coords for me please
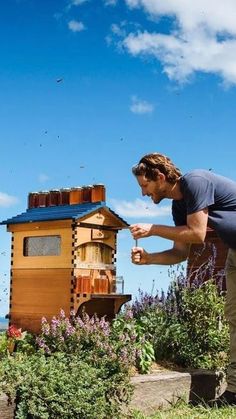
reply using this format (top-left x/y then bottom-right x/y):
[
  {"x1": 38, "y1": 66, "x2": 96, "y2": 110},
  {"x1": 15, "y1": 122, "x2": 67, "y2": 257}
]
[{"x1": 7, "y1": 325, "x2": 22, "y2": 339}]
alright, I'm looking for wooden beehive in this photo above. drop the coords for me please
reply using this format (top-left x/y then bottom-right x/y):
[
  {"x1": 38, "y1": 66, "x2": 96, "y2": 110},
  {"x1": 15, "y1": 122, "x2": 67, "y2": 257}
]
[
  {"x1": 1, "y1": 185, "x2": 131, "y2": 333},
  {"x1": 187, "y1": 228, "x2": 228, "y2": 288}
]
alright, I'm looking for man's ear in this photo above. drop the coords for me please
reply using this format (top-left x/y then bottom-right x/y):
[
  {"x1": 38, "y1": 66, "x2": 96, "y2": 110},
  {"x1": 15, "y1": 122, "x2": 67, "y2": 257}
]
[{"x1": 158, "y1": 172, "x2": 166, "y2": 182}]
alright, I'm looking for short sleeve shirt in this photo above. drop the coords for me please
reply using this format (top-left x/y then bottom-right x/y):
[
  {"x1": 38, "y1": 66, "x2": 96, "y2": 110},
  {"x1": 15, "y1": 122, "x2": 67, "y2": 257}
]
[{"x1": 172, "y1": 169, "x2": 236, "y2": 249}]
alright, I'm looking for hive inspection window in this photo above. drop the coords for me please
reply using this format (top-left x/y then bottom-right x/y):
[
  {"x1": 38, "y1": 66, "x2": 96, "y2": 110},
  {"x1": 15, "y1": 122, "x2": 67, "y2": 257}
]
[{"x1": 23, "y1": 235, "x2": 61, "y2": 256}]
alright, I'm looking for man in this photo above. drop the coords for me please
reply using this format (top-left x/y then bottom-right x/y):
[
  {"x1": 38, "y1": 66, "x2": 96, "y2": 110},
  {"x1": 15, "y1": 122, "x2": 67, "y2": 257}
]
[{"x1": 130, "y1": 152, "x2": 236, "y2": 406}]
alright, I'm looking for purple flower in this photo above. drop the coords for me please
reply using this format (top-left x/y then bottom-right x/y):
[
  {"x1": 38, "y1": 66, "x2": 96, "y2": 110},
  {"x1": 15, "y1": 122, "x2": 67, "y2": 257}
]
[
  {"x1": 42, "y1": 323, "x2": 50, "y2": 336},
  {"x1": 41, "y1": 317, "x2": 48, "y2": 325},
  {"x1": 59, "y1": 309, "x2": 66, "y2": 319}
]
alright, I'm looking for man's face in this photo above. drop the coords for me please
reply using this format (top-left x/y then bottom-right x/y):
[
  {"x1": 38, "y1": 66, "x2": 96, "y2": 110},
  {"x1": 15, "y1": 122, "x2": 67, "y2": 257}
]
[{"x1": 136, "y1": 174, "x2": 167, "y2": 204}]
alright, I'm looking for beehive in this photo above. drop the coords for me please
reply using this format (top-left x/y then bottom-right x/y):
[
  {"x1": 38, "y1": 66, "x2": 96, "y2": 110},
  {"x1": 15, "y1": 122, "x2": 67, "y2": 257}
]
[
  {"x1": 1, "y1": 185, "x2": 131, "y2": 333},
  {"x1": 187, "y1": 228, "x2": 228, "y2": 288}
]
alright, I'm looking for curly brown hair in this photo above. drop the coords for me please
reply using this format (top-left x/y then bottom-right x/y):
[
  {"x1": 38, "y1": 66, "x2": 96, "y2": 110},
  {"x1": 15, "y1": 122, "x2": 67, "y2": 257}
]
[{"x1": 132, "y1": 153, "x2": 182, "y2": 183}]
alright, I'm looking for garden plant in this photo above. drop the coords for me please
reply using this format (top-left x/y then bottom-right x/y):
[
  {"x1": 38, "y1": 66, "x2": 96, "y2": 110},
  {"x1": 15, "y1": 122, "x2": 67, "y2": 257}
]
[{"x1": 0, "y1": 247, "x2": 231, "y2": 418}]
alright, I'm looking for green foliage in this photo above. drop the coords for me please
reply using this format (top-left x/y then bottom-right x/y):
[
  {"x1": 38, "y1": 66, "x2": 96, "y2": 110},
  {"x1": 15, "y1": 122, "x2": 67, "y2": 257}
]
[
  {"x1": 0, "y1": 329, "x2": 35, "y2": 359},
  {"x1": 135, "y1": 320, "x2": 155, "y2": 374},
  {"x1": 131, "y1": 402, "x2": 236, "y2": 419},
  {"x1": 37, "y1": 308, "x2": 155, "y2": 375},
  {"x1": 119, "y1": 263, "x2": 229, "y2": 373},
  {"x1": 0, "y1": 332, "x2": 8, "y2": 359},
  {"x1": 153, "y1": 279, "x2": 229, "y2": 370},
  {"x1": 37, "y1": 310, "x2": 138, "y2": 376},
  {"x1": 129, "y1": 262, "x2": 230, "y2": 372},
  {"x1": 0, "y1": 311, "x2": 135, "y2": 418},
  {"x1": 112, "y1": 310, "x2": 155, "y2": 374},
  {"x1": 0, "y1": 257, "x2": 230, "y2": 417},
  {"x1": 14, "y1": 332, "x2": 36, "y2": 355},
  {"x1": 0, "y1": 351, "x2": 132, "y2": 419}
]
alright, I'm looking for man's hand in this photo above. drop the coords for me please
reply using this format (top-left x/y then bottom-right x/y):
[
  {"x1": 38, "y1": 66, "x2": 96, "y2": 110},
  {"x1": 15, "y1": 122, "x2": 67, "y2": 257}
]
[
  {"x1": 131, "y1": 246, "x2": 150, "y2": 265},
  {"x1": 130, "y1": 224, "x2": 154, "y2": 240}
]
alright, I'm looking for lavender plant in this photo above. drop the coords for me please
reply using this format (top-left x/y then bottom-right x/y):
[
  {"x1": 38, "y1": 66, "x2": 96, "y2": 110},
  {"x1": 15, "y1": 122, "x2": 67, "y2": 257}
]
[
  {"x1": 111, "y1": 308, "x2": 155, "y2": 374},
  {"x1": 128, "y1": 245, "x2": 229, "y2": 371},
  {"x1": 154, "y1": 278, "x2": 229, "y2": 369},
  {"x1": 0, "y1": 310, "x2": 135, "y2": 418},
  {"x1": 36, "y1": 308, "x2": 138, "y2": 376}
]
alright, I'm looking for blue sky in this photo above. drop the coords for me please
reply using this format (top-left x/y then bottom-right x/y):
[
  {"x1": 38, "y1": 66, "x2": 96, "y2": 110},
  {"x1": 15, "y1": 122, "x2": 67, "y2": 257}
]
[{"x1": 1, "y1": 0, "x2": 236, "y2": 316}]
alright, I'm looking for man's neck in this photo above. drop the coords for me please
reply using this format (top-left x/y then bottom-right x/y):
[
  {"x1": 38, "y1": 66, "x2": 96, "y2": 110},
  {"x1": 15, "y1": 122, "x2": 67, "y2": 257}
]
[{"x1": 167, "y1": 179, "x2": 183, "y2": 200}]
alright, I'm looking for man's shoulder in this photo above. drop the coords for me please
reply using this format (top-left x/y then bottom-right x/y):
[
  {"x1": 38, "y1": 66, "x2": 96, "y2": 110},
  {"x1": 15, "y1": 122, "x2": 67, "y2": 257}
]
[
  {"x1": 182, "y1": 169, "x2": 210, "y2": 180},
  {"x1": 181, "y1": 169, "x2": 215, "y2": 189},
  {"x1": 182, "y1": 170, "x2": 236, "y2": 188}
]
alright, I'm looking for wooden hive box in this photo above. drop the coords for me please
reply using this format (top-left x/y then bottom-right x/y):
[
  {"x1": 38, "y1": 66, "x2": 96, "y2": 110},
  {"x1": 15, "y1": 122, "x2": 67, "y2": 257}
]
[
  {"x1": 187, "y1": 228, "x2": 228, "y2": 289},
  {"x1": 1, "y1": 185, "x2": 131, "y2": 333}
]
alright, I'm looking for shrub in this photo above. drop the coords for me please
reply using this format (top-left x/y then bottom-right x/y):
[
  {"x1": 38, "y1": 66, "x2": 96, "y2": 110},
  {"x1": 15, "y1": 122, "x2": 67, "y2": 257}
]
[
  {"x1": 37, "y1": 308, "x2": 155, "y2": 375},
  {"x1": 111, "y1": 308, "x2": 155, "y2": 374},
  {"x1": 128, "y1": 258, "x2": 229, "y2": 371},
  {"x1": 154, "y1": 278, "x2": 229, "y2": 369},
  {"x1": 0, "y1": 332, "x2": 8, "y2": 359},
  {"x1": 36, "y1": 309, "x2": 136, "y2": 374},
  {"x1": 0, "y1": 311, "x2": 134, "y2": 418},
  {"x1": 0, "y1": 352, "x2": 132, "y2": 419}
]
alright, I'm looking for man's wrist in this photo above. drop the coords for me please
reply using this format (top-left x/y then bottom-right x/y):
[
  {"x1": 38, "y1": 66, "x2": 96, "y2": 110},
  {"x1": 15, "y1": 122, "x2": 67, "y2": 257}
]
[
  {"x1": 150, "y1": 224, "x2": 157, "y2": 236},
  {"x1": 145, "y1": 252, "x2": 152, "y2": 264}
]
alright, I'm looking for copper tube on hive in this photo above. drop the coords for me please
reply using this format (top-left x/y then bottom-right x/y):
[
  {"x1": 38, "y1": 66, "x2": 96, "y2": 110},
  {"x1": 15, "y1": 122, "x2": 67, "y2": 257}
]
[
  {"x1": 91, "y1": 184, "x2": 105, "y2": 203},
  {"x1": 76, "y1": 276, "x2": 92, "y2": 293},
  {"x1": 28, "y1": 192, "x2": 39, "y2": 208},
  {"x1": 60, "y1": 188, "x2": 70, "y2": 205},
  {"x1": 69, "y1": 187, "x2": 83, "y2": 205},
  {"x1": 94, "y1": 275, "x2": 109, "y2": 294},
  {"x1": 93, "y1": 277, "x2": 100, "y2": 293},
  {"x1": 38, "y1": 191, "x2": 49, "y2": 207},
  {"x1": 82, "y1": 185, "x2": 92, "y2": 203},
  {"x1": 48, "y1": 189, "x2": 60, "y2": 206}
]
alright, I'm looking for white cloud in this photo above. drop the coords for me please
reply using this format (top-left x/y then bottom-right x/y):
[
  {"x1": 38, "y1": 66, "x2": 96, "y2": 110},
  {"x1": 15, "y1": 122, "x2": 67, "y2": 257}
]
[
  {"x1": 0, "y1": 192, "x2": 18, "y2": 208},
  {"x1": 38, "y1": 174, "x2": 50, "y2": 183},
  {"x1": 68, "y1": 20, "x2": 86, "y2": 32},
  {"x1": 70, "y1": 0, "x2": 89, "y2": 5},
  {"x1": 125, "y1": 0, "x2": 236, "y2": 34},
  {"x1": 109, "y1": 198, "x2": 171, "y2": 218},
  {"x1": 130, "y1": 95, "x2": 154, "y2": 114},
  {"x1": 106, "y1": 22, "x2": 129, "y2": 47},
  {"x1": 122, "y1": 0, "x2": 236, "y2": 85},
  {"x1": 104, "y1": 0, "x2": 117, "y2": 5},
  {"x1": 111, "y1": 23, "x2": 126, "y2": 37}
]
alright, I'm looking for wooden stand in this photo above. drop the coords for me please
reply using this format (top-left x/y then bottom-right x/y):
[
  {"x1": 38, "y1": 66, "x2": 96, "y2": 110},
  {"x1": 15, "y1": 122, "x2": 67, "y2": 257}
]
[{"x1": 74, "y1": 293, "x2": 131, "y2": 321}]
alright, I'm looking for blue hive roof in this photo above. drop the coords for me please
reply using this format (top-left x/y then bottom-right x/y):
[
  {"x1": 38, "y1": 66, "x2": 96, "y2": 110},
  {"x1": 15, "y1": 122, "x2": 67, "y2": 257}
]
[{"x1": 0, "y1": 202, "x2": 128, "y2": 226}]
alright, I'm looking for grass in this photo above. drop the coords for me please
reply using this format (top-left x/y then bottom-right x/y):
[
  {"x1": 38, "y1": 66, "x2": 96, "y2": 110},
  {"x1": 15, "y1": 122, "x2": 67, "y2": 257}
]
[{"x1": 130, "y1": 401, "x2": 236, "y2": 419}]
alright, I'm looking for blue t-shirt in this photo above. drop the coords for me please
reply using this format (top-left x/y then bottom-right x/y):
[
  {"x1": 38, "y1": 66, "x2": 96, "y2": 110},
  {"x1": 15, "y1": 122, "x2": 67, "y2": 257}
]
[{"x1": 172, "y1": 169, "x2": 236, "y2": 249}]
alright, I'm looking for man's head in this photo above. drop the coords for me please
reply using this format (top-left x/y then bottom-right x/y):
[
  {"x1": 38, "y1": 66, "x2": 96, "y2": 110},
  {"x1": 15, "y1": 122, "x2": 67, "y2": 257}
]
[{"x1": 132, "y1": 153, "x2": 182, "y2": 204}]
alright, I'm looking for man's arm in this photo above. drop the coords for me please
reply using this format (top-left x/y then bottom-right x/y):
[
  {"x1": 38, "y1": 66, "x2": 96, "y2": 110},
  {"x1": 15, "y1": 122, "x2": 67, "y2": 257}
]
[
  {"x1": 130, "y1": 208, "x2": 209, "y2": 244},
  {"x1": 132, "y1": 240, "x2": 190, "y2": 265}
]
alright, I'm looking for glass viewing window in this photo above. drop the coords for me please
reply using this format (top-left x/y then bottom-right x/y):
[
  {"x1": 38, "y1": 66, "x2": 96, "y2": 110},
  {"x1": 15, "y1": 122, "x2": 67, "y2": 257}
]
[{"x1": 23, "y1": 235, "x2": 61, "y2": 256}]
